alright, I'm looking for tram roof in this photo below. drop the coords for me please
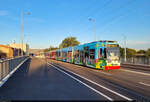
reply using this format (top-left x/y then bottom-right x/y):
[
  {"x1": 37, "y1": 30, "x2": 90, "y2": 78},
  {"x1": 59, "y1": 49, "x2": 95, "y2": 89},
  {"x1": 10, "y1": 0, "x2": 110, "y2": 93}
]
[
  {"x1": 77, "y1": 40, "x2": 118, "y2": 46},
  {"x1": 55, "y1": 40, "x2": 118, "y2": 51}
]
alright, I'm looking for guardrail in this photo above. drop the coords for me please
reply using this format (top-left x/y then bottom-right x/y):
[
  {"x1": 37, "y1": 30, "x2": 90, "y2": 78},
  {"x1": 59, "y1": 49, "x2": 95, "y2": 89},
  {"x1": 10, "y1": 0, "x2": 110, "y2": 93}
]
[
  {"x1": 121, "y1": 63, "x2": 150, "y2": 71},
  {"x1": 120, "y1": 57, "x2": 150, "y2": 65},
  {"x1": 0, "y1": 56, "x2": 29, "y2": 81}
]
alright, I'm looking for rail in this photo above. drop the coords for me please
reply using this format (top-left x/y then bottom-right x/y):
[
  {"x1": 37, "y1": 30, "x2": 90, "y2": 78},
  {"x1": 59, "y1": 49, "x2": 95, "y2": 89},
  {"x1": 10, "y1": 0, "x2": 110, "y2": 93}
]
[
  {"x1": 0, "y1": 56, "x2": 29, "y2": 81},
  {"x1": 121, "y1": 63, "x2": 150, "y2": 71}
]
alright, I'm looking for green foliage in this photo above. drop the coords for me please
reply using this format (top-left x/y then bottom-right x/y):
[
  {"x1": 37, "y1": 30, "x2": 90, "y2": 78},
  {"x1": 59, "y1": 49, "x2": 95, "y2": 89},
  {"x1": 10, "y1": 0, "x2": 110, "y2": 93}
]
[
  {"x1": 137, "y1": 50, "x2": 146, "y2": 54},
  {"x1": 120, "y1": 47, "x2": 150, "y2": 58},
  {"x1": 119, "y1": 47, "x2": 124, "y2": 57},
  {"x1": 44, "y1": 46, "x2": 58, "y2": 52},
  {"x1": 119, "y1": 47, "x2": 137, "y2": 58},
  {"x1": 59, "y1": 37, "x2": 80, "y2": 48},
  {"x1": 146, "y1": 48, "x2": 150, "y2": 57},
  {"x1": 126, "y1": 48, "x2": 137, "y2": 58}
]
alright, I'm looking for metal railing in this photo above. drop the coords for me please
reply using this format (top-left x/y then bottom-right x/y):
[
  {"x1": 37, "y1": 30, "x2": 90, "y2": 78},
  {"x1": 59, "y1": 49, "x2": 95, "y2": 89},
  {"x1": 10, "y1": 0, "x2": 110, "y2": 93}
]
[
  {"x1": 0, "y1": 56, "x2": 29, "y2": 81},
  {"x1": 120, "y1": 57, "x2": 150, "y2": 65}
]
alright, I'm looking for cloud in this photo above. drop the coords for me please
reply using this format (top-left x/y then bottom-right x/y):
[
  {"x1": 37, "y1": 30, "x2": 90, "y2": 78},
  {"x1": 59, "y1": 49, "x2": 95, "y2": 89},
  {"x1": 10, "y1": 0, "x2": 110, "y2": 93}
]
[{"x1": 0, "y1": 10, "x2": 8, "y2": 16}]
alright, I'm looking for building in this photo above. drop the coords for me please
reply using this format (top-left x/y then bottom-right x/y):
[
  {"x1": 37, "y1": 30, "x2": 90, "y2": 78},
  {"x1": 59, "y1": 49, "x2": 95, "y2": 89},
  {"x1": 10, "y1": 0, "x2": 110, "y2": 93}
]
[
  {"x1": 0, "y1": 45, "x2": 18, "y2": 58},
  {"x1": 9, "y1": 43, "x2": 29, "y2": 55}
]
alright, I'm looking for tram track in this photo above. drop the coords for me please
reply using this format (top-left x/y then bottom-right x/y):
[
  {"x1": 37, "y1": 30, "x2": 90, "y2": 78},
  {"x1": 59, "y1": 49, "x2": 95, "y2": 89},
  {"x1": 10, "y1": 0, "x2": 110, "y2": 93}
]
[
  {"x1": 47, "y1": 59, "x2": 150, "y2": 102},
  {"x1": 47, "y1": 62, "x2": 132, "y2": 101}
]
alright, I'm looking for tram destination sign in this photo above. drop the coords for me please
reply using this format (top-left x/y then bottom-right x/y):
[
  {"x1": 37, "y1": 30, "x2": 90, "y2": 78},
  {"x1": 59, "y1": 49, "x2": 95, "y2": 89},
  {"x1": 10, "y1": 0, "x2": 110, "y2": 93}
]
[{"x1": 106, "y1": 44, "x2": 119, "y2": 47}]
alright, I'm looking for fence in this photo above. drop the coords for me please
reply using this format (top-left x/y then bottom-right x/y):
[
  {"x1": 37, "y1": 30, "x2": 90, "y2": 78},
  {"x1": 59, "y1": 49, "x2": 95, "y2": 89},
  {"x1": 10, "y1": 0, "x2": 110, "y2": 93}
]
[
  {"x1": 0, "y1": 56, "x2": 29, "y2": 81},
  {"x1": 120, "y1": 57, "x2": 150, "y2": 65}
]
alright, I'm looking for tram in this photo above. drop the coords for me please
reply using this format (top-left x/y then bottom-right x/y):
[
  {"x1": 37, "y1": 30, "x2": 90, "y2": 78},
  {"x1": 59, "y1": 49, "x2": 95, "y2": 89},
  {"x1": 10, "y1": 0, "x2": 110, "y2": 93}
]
[
  {"x1": 49, "y1": 50, "x2": 55, "y2": 60},
  {"x1": 48, "y1": 40, "x2": 120, "y2": 70}
]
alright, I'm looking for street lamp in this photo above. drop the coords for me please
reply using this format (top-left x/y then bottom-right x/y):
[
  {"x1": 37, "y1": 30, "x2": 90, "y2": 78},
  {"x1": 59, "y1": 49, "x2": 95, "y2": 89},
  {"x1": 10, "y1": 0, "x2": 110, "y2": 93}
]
[
  {"x1": 123, "y1": 34, "x2": 127, "y2": 62},
  {"x1": 20, "y1": 11, "x2": 31, "y2": 56},
  {"x1": 89, "y1": 18, "x2": 96, "y2": 41}
]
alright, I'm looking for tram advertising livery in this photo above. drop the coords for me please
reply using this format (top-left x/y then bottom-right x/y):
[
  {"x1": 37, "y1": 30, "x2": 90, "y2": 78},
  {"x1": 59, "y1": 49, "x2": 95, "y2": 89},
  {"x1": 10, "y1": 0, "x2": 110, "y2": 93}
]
[{"x1": 46, "y1": 40, "x2": 120, "y2": 70}]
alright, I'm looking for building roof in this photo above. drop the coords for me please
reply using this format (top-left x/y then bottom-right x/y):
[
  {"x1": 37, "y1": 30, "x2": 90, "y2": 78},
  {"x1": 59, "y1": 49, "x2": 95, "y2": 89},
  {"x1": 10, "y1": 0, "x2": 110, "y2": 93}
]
[{"x1": 0, "y1": 44, "x2": 11, "y2": 48}]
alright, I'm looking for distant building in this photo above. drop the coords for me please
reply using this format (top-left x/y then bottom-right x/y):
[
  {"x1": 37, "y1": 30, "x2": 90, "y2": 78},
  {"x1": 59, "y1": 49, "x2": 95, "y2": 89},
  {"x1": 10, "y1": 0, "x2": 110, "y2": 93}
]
[
  {"x1": 0, "y1": 45, "x2": 21, "y2": 58},
  {"x1": 35, "y1": 50, "x2": 45, "y2": 58},
  {"x1": 9, "y1": 43, "x2": 29, "y2": 55}
]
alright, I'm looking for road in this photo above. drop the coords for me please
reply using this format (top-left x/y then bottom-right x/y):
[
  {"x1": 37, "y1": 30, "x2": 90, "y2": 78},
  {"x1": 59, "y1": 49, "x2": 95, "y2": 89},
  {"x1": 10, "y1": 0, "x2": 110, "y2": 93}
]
[
  {"x1": 0, "y1": 58, "x2": 107, "y2": 100},
  {"x1": 47, "y1": 59, "x2": 150, "y2": 101},
  {"x1": 0, "y1": 57, "x2": 150, "y2": 101}
]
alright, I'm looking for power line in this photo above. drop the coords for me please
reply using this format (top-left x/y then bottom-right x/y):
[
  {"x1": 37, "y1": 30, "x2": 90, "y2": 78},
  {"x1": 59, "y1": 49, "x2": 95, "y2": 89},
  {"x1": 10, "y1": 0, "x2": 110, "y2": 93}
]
[
  {"x1": 98, "y1": 0, "x2": 137, "y2": 34},
  {"x1": 70, "y1": 0, "x2": 112, "y2": 30},
  {"x1": 79, "y1": 0, "x2": 136, "y2": 37}
]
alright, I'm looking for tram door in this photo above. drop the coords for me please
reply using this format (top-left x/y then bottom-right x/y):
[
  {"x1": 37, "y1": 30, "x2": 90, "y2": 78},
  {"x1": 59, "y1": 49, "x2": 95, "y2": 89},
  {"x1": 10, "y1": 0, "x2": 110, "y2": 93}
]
[
  {"x1": 80, "y1": 50, "x2": 84, "y2": 64},
  {"x1": 83, "y1": 47, "x2": 89, "y2": 66}
]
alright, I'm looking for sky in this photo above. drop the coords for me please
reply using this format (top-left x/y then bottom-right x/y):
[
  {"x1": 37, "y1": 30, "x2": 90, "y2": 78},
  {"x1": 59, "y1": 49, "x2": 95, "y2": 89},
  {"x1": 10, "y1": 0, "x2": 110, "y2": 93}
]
[{"x1": 0, "y1": 0, "x2": 150, "y2": 50}]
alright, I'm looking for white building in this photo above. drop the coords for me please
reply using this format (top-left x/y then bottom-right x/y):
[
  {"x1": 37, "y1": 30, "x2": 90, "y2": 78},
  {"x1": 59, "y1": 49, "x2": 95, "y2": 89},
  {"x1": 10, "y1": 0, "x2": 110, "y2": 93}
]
[{"x1": 9, "y1": 43, "x2": 29, "y2": 55}]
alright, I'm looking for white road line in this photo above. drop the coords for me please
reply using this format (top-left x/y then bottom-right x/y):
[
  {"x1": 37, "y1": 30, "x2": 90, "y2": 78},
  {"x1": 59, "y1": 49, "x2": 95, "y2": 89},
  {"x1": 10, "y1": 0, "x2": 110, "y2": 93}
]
[
  {"x1": 94, "y1": 70, "x2": 112, "y2": 76},
  {"x1": 0, "y1": 57, "x2": 29, "y2": 87},
  {"x1": 49, "y1": 63, "x2": 132, "y2": 101},
  {"x1": 120, "y1": 69, "x2": 150, "y2": 76},
  {"x1": 139, "y1": 82, "x2": 150, "y2": 87},
  {"x1": 47, "y1": 63, "x2": 113, "y2": 101}
]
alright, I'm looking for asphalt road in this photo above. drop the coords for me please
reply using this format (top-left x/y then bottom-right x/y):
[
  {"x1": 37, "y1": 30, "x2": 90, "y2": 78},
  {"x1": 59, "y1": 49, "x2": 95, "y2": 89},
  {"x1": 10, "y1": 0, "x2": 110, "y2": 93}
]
[
  {"x1": 0, "y1": 58, "x2": 110, "y2": 101},
  {"x1": 47, "y1": 59, "x2": 150, "y2": 102},
  {"x1": 0, "y1": 57, "x2": 150, "y2": 101}
]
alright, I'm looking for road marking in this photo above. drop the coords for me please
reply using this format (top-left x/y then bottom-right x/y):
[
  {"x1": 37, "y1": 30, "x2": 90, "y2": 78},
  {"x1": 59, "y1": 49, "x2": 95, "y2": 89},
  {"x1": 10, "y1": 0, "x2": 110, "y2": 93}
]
[
  {"x1": 120, "y1": 69, "x2": 150, "y2": 76},
  {"x1": 47, "y1": 63, "x2": 113, "y2": 101},
  {"x1": 139, "y1": 82, "x2": 150, "y2": 87},
  {"x1": 0, "y1": 57, "x2": 29, "y2": 87},
  {"x1": 48, "y1": 63, "x2": 132, "y2": 101},
  {"x1": 94, "y1": 70, "x2": 112, "y2": 76}
]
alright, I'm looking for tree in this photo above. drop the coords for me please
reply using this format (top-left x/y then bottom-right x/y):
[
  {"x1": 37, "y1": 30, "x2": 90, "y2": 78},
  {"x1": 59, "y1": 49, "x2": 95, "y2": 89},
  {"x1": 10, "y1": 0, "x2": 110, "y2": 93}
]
[
  {"x1": 59, "y1": 37, "x2": 80, "y2": 48},
  {"x1": 44, "y1": 46, "x2": 58, "y2": 52},
  {"x1": 119, "y1": 47, "x2": 124, "y2": 57},
  {"x1": 137, "y1": 50, "x2": 146, "y2": 54},
  {"x1": 119, "y1": 47, "x2": 137, "y2": 58},
  {"x1": 126, "y1": 48, "x2": 137, "y2": 58},
  {"x1": 146, "y1": 48, "x2": 150, "y2": 57}
]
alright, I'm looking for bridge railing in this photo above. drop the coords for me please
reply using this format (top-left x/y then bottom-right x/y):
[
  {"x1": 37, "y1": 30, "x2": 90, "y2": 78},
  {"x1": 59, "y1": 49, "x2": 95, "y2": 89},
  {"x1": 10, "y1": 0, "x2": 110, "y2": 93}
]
[
  {"x1": 0, "y1": 56, "x2": 28, "y2": 81},
  {"x1": 120, "y1": 57, "x2": 150, "y2": 65}
]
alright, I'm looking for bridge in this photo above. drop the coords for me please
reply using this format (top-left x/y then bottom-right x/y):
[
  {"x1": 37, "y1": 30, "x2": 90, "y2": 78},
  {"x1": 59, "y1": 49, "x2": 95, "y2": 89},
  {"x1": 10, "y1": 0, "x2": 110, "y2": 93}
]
[{"x1": 0, "y1": 56, "x2": 150, "y2": 101}]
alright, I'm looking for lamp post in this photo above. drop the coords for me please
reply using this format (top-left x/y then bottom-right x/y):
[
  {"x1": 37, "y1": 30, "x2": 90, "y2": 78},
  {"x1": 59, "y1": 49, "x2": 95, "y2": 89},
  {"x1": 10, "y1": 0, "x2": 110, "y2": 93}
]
[
  {"x1": 89, "y1": 18, "x2": 96, "y2": 41},
  {"x1": 20, "y1": 11, "x2": 31, "y2": 56},
  {"x1": 123, "y1": 34, "x2": 127, "y2": 62}
]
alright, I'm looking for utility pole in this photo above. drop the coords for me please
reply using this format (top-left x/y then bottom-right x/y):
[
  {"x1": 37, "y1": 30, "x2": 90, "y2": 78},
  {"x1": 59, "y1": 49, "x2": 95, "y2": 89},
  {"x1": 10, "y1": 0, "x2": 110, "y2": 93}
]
[
  {"x1": 20, "y1": 11, "x2": 23, "y2": 56},
  {"x1": 89, "y1": 18, "x2": 96, "y2": 41},
  {"x1": 123, "y1": 35, "x2": 127, "y2": 62},
  {"x1": 20, "y1": 11, "x2": 30, "y2": 56},
  {"x1": 94, "y1": 18, "x2": 96, "y2": 41}
]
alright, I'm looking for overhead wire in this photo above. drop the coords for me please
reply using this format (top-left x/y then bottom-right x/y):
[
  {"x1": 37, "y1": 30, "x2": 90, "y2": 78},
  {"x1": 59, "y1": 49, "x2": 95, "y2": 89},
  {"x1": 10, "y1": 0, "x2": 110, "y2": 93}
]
[{"x1": 82, "y1": 0, "x2": 137, "y2": 38}]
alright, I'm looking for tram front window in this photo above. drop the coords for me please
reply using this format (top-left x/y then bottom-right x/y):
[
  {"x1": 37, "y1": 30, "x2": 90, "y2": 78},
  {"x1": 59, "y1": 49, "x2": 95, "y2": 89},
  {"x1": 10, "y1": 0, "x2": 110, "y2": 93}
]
[{"x1": 107, "y1": 47, "x2": 120, "y2": 63}]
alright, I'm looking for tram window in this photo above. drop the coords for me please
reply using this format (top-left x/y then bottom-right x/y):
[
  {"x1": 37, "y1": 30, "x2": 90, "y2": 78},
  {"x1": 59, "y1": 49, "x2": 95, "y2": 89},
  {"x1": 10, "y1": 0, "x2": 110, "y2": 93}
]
[
  {"x1": 68, "y1": 51, "x2": 72, "y2": 57},
  {"x1": 100, "y1": 48, "x2": 102, "y2": 57},
  {"x1": 59, "y1": 52, "x2": 60, "y2": 57},
  {"x1": 89, "y1": 49, "x2": 95, "y2": 59},
  {"x1": 85, "y1": 51, "x2": 89, "y2": 58},
  {"x1": 74, "y1": 50, "x2": 79, "y2": 58},
  {"x1": 104, "y1": 48, "x2": 107, "y2": 58}
]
